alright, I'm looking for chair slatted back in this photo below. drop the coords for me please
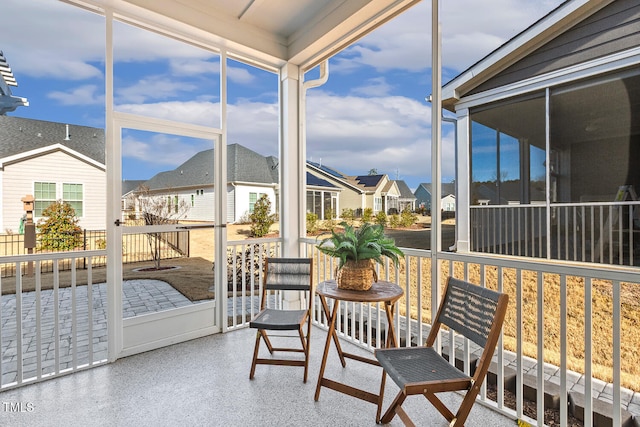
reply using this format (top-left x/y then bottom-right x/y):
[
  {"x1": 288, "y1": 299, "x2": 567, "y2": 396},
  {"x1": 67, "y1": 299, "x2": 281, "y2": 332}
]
[
  {"x1": 437, "y1": 277, "x2": 502, "y2": 348},
  {"x1": 263, "y1": 258, "x2": 312, "y2": 291}
]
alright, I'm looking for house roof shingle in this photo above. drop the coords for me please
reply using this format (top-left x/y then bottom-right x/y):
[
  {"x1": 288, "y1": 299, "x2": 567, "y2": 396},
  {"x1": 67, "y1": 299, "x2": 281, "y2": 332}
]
[
  {"x1": 0, "y1": 115, "x2": 105, "y2": 164},
  {"x1": 394, "y1": 180, "x2": 416, "y2": 200}
]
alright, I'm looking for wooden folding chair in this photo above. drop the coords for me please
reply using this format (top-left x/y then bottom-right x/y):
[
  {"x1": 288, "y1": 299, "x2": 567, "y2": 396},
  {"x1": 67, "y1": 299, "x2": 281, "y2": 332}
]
[
  {"x1": 375, "y1": 277, "x2": 508, "y2": 426},
  {"x1": 249, "y1": 257, "x2": 314, "y2": 382}
]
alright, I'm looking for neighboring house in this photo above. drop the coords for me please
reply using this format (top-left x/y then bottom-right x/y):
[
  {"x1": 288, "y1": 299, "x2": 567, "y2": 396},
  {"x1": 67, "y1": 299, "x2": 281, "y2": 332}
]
[
  {"x1": 307, "y1": 161, "x2": 405, "y2": 216},
  {"x1": 121, "y1": 179, "x2": 146, "y2": 219},
  {"x1": 0, "y1": 115, "x2": 106, "y2": 232},
  {"x1": 441, "y1": 0, "x2": 640, "y2": 263},
  {"x1": 307, "y1": 161, "x2": 366, "y2": 216},
  {"x1": 414, "y1": 183, "x2": 456, "y2": 212},
  {"x1": 393, "y1": 180, "x2": 417, "y2": 212},
  {"x1": 135, "y1": 144, "x2": 340, "y2": 224}
]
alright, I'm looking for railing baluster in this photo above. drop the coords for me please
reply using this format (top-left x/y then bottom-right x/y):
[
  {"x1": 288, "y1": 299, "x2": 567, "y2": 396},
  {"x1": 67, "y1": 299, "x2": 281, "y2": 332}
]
[
  {"x1": 16, "y1": 262, "x2": 23, "y2": 384},
  {"x1": 537, "y1": 271, "x2": 544, "y2": 426},
  {"x1": 53, "y1": 260, "x2": 60, "y2": 375},
  {"x1": 560, "y1": 274, "x2": 568, "y2": 425},
  {"x1": 585, "y1": 277, "x2": 593, "y2": 427},
  {"x1": 613, "y1": 280, "x2": 622, "y2": 427}
]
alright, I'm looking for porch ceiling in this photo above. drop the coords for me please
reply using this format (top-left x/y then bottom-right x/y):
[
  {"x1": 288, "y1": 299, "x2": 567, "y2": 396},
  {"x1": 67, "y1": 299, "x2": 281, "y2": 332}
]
[{"x1": 83, "y1": 0, "x2": 421, "y2": 69}]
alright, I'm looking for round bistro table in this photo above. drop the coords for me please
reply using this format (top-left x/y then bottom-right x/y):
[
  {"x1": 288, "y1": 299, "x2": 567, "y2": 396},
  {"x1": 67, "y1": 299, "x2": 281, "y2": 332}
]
[{"x1": 313, "y1": 279, "x2": 404, "y2": 423}]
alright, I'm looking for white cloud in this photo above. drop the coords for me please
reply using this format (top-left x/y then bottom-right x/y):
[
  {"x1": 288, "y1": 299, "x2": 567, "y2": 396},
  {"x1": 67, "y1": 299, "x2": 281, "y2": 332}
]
[
  {"x1": 333, "y1": 0, "x2": 564, "y2": 74},
  {"x1": 351, "y1": 77, "x2": 394, "y2": 97},
  {"x1": 116, "y1": 100, "x2": 221, "y2": 128},
  {"x1": 122, "y1": 132, "x2": 207, "y2": 167},
  {"x1": 48, "y1": 85, "x2": 104, "y2": 106},
  {"x1": 115, "y1": 76, "x2": 199, "y2": 104}
]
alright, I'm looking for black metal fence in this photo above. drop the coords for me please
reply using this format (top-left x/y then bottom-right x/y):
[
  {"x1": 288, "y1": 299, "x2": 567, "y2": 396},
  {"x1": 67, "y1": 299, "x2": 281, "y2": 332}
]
[{"x1": 0, "y1": 229, "x2": 189, "y2": 278}]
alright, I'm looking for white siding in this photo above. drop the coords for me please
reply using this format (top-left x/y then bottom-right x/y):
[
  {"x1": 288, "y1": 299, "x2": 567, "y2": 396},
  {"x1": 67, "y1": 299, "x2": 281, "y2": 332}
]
[
  {"x1": 226, "y1": 184, "x2": 235, "y2": 223},
  {"x1": 2, "y1": 150, "x2": 106, "y2": 232},
  {"x1": 232, "y1": 184, "x2": 276, "y2": 224}
]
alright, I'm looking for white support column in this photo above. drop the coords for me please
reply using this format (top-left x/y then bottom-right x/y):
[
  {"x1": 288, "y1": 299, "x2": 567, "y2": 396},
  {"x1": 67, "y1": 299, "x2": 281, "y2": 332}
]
[
  {"x1": 279, "y1": 62, "x2": 304, "y2": 259},
  {"x1": 280, "y1": 63, "x2": 303, "y2": 310},
  {"x1": 456, "y1": 108, "x2": 470, "y2": 252}
]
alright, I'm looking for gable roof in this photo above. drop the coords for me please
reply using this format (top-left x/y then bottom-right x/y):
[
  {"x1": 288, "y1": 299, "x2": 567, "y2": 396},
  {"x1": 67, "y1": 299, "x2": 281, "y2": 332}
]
[
  {"x1": 394, "y1": 180, "x2": 416, "y2": 200},
  {"x1": 441, "y1": 0, "x2": 613, "y2": 110},
  {"x1": 416, "y1": 182, "x2": 456, "y2": 197},
  {"x1": 144, "y1": 143, "x2": 280, "y2": 191},
  {"x1": 122, "y1": 179, "x2": 146, "y2": 197},
  {"x1": 0, "y1": 115, "x2": 105, "y2": 164}
]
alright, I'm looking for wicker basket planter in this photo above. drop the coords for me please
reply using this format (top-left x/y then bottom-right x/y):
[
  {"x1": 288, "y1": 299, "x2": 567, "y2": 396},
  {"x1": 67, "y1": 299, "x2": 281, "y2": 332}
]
[
  {"x1": 336, "y1": 259, "x2": 378, "y2": 291},
  {"x1": 316, "y1": 222, "x2": 403, "y2": 292}
]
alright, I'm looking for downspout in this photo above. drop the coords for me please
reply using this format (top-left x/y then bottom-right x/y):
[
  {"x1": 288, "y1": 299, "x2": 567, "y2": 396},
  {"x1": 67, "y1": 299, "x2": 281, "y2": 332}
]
[{"x1": 299, "y1": 61, "x2": 329, "y2": 248}]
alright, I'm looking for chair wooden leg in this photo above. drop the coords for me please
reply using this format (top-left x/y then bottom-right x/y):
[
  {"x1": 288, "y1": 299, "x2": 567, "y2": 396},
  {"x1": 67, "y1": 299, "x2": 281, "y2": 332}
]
[
  {"x1": 298, "y1": 327, "x2": 308, "y2": 383},
  {"x1": 249, "y1": 330, "x2": 262, "y2": 379},
  {"x1": 452, "y1": 384, "x2": 482, "y2": 427},
  {"x1": 376, "y1": 370, "x2": 387, "y2": 423},
  {"x1": 424, "y1": 391, "x2": 456, "y2": 422},
  {"x1": 260, "y1": 330, "x2": 274, "y2": 354},
  {"x1": 380, "y1": 390, "x2": 407, "y2": 424}
]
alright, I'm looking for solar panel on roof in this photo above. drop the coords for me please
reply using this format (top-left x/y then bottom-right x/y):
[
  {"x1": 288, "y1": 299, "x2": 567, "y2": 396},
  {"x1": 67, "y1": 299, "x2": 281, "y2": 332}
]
[
  {"x1": 307, "y1": 173, "x2": 336, "y2": 188},
  {"x1": 307, "y1": 161, "x2": 344, "y2": 179},
  {"x1": 356, "y1": 175, "x2": 382, "y2": 187}
]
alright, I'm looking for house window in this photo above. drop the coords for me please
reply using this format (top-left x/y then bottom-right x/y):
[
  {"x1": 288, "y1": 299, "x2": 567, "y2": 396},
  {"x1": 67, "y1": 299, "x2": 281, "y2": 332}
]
[
  {"x1": 374, "y1": 197, "x2": 382, "y2": 212},
  {"x1": 174, "y1": 195, "x2": 179, "y2": 213},
  {"x1": 191, "y1": 194, "x2": 194, "y2": 207},
  {"x1": 63, "y1": 183, "x2": 83, "y2": 216},
  {"x1": 34, "y1": 182, "x2": 57, "y2": 216},
  {"x1": 249, "y1": 192, "x2": 266, "y2": 213}
]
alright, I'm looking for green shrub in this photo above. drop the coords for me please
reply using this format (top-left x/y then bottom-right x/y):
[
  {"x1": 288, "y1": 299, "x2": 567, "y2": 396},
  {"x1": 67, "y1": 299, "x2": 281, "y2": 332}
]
[
  {"x1": 322, "y1": 208, "x2": 336, "y2": 230},
  {"x1": 400, "y1": 207, "x2": 418, "y2": 227},
  {"x1": 37, "y1": 200, "x2": 83, "y2": 251},
  {"x1": 362, "y1": 208, "x2": 373, "y2": 223},
  {"x1": 388, "y1": 214, "x2": 400, "y2": 228},
  {"x1": 340, "y1": 208, "x2": 355, "y2": 225},
  {"x1": 306, "y1": 212, "x2": 318, "y2": 234},
  {"x1": 374, "y1": 211, "x2": 387, "y2": 227},
  {"x1": 249, "y1": 195, "x2": 276, "y2": 237}
]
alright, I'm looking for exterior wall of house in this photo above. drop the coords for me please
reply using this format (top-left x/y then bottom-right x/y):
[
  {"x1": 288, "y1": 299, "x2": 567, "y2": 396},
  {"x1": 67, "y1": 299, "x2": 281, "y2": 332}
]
[
  {"x1": 470, "y1": 0, "x2": 640, "y2": 95},
  {"x1": 231, "y1": 184, "x2": 276, "y2": 223},
  {"x1": 414, "y1": 186, "x2": 431, "y2": 210},
  {"x1": 336, "y1": 187, "x2": 364, "y2": 215},
  {"x1": 180, "y1": 187, "x2": 214, "y2": 222},
  {"x1": 306, "y1": 168, "x2": 363, "y2": 216},
  {"x1": 442, "y1": 195, "x2": 456, "y2": 212},
  {"x1": 3, "y1": 150, "x2": 106, "y2": 232}
]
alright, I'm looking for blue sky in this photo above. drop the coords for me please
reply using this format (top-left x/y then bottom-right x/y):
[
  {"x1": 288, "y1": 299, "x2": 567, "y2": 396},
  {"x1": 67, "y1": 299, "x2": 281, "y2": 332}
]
[{"x1": 2, "y1": 0, "x2": 564, "y2": 190}]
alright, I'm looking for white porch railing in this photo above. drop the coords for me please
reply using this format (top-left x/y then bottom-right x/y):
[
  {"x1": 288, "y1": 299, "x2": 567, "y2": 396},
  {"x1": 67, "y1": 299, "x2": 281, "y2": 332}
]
[
  {"x1": 471, "y1": 202, "x2": 640, "y2": 267},
  {"x1": 225, "y1": 237, "x2": 638, "y2": 426},
  {"x1": 0, "y1": 250, "x2": 108, "y2": 390},
  {"x1": 1, "y1": 237, "x2": 636, "y2": 426}
]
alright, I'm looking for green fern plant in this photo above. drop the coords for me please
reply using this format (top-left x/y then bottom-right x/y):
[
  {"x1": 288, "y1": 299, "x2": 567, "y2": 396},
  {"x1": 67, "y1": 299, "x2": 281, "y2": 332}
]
[{"x1": 316, "y1": 221, "x2": 404, "y2": 270}]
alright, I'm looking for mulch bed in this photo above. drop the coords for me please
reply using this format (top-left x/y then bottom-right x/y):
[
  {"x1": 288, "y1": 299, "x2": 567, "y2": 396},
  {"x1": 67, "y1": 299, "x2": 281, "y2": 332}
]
[{"x1": 486, "y1": 384, "x2": 584, "y2": 426}]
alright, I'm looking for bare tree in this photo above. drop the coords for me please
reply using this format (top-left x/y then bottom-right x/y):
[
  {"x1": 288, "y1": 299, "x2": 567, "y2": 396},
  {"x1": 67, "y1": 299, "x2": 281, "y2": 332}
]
[{"x1": 134, "y1": 185, "x2": 190, "y2": 270}]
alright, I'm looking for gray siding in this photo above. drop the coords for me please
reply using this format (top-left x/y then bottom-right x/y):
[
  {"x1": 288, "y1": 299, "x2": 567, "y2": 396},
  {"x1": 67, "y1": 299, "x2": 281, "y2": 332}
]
[{"x1": 470, "y1": 0, "x2": 640, "y2": 95}]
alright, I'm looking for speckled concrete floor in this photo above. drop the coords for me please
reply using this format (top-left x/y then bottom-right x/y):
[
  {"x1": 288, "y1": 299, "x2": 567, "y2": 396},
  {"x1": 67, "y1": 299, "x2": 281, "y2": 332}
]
[{"x1": 0, "y1": 327, "x2": 515, "y2": 427}]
